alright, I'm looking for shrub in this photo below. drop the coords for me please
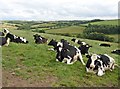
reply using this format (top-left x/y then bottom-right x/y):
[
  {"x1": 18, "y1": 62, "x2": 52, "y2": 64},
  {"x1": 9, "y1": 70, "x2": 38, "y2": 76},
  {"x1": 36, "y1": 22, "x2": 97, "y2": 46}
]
[{"x1": 83, "y1": 32, "x2": 114, "y2": 42}]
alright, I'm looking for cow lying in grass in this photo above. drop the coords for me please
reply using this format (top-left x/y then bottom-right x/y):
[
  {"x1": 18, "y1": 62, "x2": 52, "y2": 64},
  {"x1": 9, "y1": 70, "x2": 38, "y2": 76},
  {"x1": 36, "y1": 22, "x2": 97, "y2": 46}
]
[
  {"x1": 99, "y1": 43, "x2": 111, "y2": 47},
  {"x1": 33, "y1": 34, "x2": 48, "y2": 44},
  {"x1": 48, "y1": 39, "x2": 85, "y2": 65},
  {"x1": 111, "y1": 49, "x2": 120, "y2": 55},
  {"x1": 3, "y1": 29, "x2": 28, "y2": 44},
  {"x1": 86, "y1": 54, "x2": 116, "y2": 76}
]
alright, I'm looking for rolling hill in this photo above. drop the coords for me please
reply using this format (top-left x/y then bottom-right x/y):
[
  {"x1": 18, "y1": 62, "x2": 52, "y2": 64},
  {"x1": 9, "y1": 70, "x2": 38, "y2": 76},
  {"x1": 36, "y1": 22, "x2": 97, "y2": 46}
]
[{"x1": 1, "y1": 26, "x2": 119, "y2": 87}]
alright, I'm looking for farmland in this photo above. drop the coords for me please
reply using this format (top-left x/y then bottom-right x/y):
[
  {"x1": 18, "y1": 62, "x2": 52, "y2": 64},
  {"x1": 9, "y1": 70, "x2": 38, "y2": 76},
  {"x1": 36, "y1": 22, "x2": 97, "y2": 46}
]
[{"x1": 1, "y1": 20, "x2": 120, "y2": 87}]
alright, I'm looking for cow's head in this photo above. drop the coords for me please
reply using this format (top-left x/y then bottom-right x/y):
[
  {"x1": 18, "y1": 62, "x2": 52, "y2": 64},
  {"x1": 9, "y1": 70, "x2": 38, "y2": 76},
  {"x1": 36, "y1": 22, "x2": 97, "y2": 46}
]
[
  {"x1": 79, "y1": 44, "x2": 92, "y2": 55},
  {"x1": 3, "y1": 28, "x2": 9, "y2": 34},
  {"x1": 86, "y1": 54, "x2": 100, "y2": 69},
  {"x1": 48, "y1": 39, "x2": 57, "y2": 47}
]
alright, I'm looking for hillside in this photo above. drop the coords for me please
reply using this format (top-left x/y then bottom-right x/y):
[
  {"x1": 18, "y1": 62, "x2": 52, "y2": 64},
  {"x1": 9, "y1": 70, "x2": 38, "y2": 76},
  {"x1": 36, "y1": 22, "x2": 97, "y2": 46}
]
[
  {"x1": 1, "y1": 27, "x2": 119, "y2": 87},
  {"x1": 46, "y1": 26, "x2": 85, "y2": 34},
  {"x1": 83, "y1": 19, "x2": 118, "y2": 26}
]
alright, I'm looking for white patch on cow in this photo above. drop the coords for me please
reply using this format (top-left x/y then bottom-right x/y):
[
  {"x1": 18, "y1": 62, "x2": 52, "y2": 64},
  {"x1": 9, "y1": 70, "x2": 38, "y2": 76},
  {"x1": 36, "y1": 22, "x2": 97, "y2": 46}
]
[
  {"x1": 86, "y1": 45, "x2": 89, "y2": 47},
  {"x1": 5, "y1": 38, "x2": 10, "y2": 46},
  {"x1": 56, "y1": 59, "x2": 59, "y2": 62},
  {"x1": 39, "y1": 37, "x2": 42, "y2": 40},
  {"x1": 57, "y1": 42, "x2": 63, "y2": 47},
  {"x1": 13, "y1": 35, "x2": 17, "y2": 39},
  {"x1": 81, "y1": 42, "x2": 86, "y2": 45},
  {"x1": 74, "y1": 46, "x2": 85, "y2": 65},
  {"x1": 90, "y1": 54, "x2": 98, "y2": 68},
  {"x1": 66, "y1": 56, "x2": 73, "y2": 64},
  {"x1": 75, "y1": 39, "x2": 78, "y2": 43},
  {"x1": 20, "y1": 37, "x2": 27, "y2": 43},
  {"x1": 97, "y1": 67, "x2": 105, "y2": 76}
]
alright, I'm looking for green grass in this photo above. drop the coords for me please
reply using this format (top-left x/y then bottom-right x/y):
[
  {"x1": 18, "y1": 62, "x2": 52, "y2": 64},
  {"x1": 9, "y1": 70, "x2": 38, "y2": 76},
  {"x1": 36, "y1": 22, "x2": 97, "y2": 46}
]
[
  {"x1": 2, "y1": 28, "x2": 119, "y2": 87},
  {"x1": 46, "y1": 26, "x2": 85, "y2": 34},
  {"x1": 83, "y1": 20, "x2": 118, "y2": 26}
]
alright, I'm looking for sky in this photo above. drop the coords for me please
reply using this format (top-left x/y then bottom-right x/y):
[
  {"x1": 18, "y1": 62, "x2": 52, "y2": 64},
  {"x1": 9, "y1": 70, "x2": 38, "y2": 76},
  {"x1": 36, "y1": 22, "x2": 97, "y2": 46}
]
[{"x1": 0, "y1": 0, "x2": 119, "y2": 21}]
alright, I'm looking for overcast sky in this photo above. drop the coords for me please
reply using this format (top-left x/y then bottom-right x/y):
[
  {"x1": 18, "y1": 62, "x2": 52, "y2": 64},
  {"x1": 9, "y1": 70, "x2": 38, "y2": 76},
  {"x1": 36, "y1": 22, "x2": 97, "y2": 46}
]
[{"x1": 0, "y1": 0, "x2": 119, "y2": 21}]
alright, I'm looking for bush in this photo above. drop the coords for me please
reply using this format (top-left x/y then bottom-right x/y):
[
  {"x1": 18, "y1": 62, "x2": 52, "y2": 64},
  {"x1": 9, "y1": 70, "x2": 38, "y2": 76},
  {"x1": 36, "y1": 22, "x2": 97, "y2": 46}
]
[{"x1": 32, "y1": 29, "x2": 45, "y2": 33}]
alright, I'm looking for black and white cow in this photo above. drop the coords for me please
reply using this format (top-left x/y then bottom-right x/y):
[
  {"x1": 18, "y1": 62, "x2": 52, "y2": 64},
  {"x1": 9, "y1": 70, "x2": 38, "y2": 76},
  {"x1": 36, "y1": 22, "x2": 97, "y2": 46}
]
[
  {"x1": 33, "y1": 34, "x2": 47, "y2": 44},
  {"x1": 48, "y1": 39, "x2": 85, "y2": 65},
  {"x1": 6, "y1": 33, "x2": 28, "y2": 44},
  {"x1": 111, "y1": 49, "x2": 120, "y2": 55},
  {"x1": 86, "y1": 54, "x2": 115, "y2": 76},
  {"x1": 99, "y1": 43, "x2": 111, "y2": 47}
]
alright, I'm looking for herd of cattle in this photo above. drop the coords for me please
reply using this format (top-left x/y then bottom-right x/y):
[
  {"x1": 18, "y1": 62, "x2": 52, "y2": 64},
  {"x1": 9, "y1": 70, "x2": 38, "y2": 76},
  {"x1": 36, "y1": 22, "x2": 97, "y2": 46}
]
[{"x1": 0, "y1": 28, "x2": 120, "y2": 76}]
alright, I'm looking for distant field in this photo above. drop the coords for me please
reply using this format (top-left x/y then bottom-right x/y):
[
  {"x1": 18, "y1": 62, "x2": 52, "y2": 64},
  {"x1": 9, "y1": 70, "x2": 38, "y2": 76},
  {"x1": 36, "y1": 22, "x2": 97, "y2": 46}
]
[
  {"x1": 46, "y1": 26, "x2": 85, "y2": 34},
  {"x1": 83, "y1": 20, "x2": 118, "y2": 26},
  {"x1": 2, "y1": 27, "x2": 119, "y2": 87},
  {"x1": 107, "y1": 34, "x2": 120, "y2": 42}
]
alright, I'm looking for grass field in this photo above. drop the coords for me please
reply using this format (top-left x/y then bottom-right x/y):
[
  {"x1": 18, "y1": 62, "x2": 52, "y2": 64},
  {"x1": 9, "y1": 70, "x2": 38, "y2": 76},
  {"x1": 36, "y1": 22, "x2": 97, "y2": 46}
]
[
  {"x1": 1, "y1": 27, "x2": 120, "y2": 87},
  {"x1": 46, "y1": 26, "x2": 85, "y2": 34},
  {"x1": 83, "y1": 20, "x2": 118, "y2": 26}
]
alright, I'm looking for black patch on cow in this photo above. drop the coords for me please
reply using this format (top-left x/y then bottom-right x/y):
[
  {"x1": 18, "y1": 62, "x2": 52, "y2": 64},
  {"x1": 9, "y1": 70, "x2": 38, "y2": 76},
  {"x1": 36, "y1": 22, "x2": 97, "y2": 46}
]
[
  {"x1": 86, "y1": 56, "x2": 92, "y2": 68},
  {"x1": 98, "y1": 54, "x2": 110, "y2": 67},
  {"x1": 78, "y1": 44, "x2": 92, "y2": 55}
]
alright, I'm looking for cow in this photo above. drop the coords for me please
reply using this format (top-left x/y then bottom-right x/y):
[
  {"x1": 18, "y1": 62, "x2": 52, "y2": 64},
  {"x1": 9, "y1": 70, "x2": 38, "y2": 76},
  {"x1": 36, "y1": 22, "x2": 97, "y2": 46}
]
[
  {"x1": 86, "y1": 54, "x2": 116, "y2": 76},
  {"x1": 48, "y1": 39, "x2": 85, "y2": 65},
  {"x1": 111, "y1": 49, "x2": 120, "y2": 55},
  {"x1": 5, "y1": 33, "x2": 28, "y2": 44},
  {"x1": 78, "y1": 44, "x2": 92, "y2": 55},
  {"x1": 99, "y1": 43, "x2": 111, "y2": 47},
  {"x1": 33, "y1": 34, "x2": 47, "y2": 44}
]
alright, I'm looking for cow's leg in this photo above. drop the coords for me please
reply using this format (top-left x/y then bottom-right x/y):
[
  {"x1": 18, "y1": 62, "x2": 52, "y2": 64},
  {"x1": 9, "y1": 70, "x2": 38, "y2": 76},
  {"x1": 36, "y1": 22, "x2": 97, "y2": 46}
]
[
  {"x1": 78, "y1": 52, "x2": 85, "y2": 65},
  {"x1": 66, "y1": 56, "x2": 73, "y2": 65},
  {"x1": 4, "y1": 38, "x2": 10, "y2": 46}
]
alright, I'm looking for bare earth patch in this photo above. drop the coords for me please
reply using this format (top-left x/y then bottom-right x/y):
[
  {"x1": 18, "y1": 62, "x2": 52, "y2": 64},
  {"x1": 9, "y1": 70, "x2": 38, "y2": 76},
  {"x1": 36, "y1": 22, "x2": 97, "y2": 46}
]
[{"x1": 2, "y1": 70, "x2": 58, "y2": 87}]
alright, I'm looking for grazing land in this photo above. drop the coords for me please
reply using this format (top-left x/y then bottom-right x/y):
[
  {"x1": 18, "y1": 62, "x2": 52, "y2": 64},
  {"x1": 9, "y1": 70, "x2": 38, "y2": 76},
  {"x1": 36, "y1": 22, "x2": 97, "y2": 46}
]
[{"x1": 1, "y1": 20, "x2": 120, "y2": 87}]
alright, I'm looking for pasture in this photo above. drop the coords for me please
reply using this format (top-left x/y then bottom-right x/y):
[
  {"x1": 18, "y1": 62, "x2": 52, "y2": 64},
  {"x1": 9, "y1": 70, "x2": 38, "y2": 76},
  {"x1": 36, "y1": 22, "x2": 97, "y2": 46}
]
[
  {"x1": 1, "y1": 27, "x2": 119, "y2": 87},
  {"x1": 46, "y1": 26, "x2": 85, "y2": 34},
  {"x1": 83, "y1": 20, "x2": 118, "y2": 26}
]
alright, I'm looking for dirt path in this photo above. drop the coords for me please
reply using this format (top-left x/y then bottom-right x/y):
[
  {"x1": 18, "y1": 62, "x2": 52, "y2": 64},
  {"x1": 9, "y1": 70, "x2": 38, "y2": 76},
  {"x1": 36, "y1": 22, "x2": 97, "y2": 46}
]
[{"x1": 2, "y1": 70, "x2": 58, "y2": 87}]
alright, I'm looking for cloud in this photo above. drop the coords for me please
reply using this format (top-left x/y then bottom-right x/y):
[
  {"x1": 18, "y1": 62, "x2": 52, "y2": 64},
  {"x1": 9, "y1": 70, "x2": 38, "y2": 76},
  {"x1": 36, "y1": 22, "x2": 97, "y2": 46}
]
[{"x1": 0, "y1": 0, "x2": 119, "y2": 20}]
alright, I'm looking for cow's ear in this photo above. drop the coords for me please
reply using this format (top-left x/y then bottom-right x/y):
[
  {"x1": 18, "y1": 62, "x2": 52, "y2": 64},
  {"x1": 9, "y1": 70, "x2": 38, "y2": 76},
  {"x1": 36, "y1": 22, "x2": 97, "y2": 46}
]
[{"x1": 86, "y1": 54, "x2": 91, "y2": 58}]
